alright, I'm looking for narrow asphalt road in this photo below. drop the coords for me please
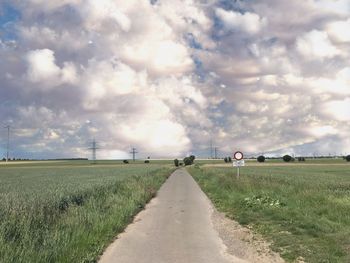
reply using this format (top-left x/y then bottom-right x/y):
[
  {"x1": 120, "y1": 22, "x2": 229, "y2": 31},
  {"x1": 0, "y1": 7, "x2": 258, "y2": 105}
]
[{"x1": 99, "y1": 168, "x2": 243, "y2": 263}]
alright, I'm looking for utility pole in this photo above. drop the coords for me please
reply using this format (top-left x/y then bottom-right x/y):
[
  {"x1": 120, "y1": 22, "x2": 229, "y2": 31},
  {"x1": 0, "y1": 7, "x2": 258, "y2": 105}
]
[
  {"x1": 130, "y1": 147, "x2": 138, "y2": 162},
  {"x1": 210, "y1": 139, "x2": 212, "y2": 158},
  {"x1": 89, "y1": 138, "x2": 99, "y2": 164},
  {"x1": 4, "y1": 125, "x2": 10, "y2": 162},
  {"x1": 214, "y1": 147, "x2": 218, "y2": 159}
]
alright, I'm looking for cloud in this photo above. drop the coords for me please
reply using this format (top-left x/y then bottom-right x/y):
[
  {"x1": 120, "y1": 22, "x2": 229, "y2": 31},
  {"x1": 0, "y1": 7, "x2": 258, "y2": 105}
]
[
  {"x1": 1, "y1": 0, "x2": 350, "y2": 159},
  {"x1": 296, "y1": 30, "x2": 340, "y2": 59},
  {"x1": 326, "y1": 18, "x2": 350, "y2": 43},
  {"x1": 215, "y1": 8, "x2": 266, "y2": 35},
  {"x1": 26, "y1": 49, "x2": 77, "y2": 88}
]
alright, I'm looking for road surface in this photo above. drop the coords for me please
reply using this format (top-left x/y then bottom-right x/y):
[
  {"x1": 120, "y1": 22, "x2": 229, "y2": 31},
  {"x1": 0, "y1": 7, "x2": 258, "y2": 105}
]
[{"x1": 99, "y1": 168, "x2": 245, "y2": 263}]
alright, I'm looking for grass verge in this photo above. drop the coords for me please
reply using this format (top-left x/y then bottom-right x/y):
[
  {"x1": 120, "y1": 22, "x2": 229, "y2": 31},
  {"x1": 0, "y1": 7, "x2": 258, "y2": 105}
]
[
  {"x1": 188, "y1": 165, "x2": 350, "y2": 263},
  {"x1": 0, "y1": 165, "x2": 172, "y2": 263}
]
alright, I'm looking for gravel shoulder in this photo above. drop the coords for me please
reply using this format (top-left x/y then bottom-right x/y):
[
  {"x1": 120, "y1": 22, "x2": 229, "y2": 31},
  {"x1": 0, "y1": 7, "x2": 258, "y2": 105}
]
[{"x1": 211, "y1": 205, "x2": 285, "y2": 263}]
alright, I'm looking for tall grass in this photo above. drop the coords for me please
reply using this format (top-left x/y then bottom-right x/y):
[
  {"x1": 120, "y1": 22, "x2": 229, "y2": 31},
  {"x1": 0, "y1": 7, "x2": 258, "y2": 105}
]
[
  {"x1": 189, "y1": 164, "x2": 350, "y2": 263},
  {"x1": 0, "y1": 163, "x2": 173, "y2": 262}
]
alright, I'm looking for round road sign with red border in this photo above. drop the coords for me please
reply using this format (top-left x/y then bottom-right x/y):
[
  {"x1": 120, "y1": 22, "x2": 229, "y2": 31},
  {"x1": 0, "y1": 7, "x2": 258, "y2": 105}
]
[{"x1": 234, "y1": 151, "x2": 244, "y2": 160}]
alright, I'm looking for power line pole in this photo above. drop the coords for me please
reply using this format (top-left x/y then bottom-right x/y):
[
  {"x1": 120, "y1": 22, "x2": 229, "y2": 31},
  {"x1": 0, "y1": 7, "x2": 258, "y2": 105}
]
[
  {"x1": 130, "y1": 147, "x2": 138, "y2": 162},
  {"x1": 4, "y1": 125, "x2": 10, "y2": 162},
  {"x1": 214, "y1": 147, "x2": 218, "y2": 159},
  {"x1": 89, "y1": 138, "x2": 99, "y2": 164},
  {"x1": 210, "y1": 139, "x2": 212, "y2": 158}
]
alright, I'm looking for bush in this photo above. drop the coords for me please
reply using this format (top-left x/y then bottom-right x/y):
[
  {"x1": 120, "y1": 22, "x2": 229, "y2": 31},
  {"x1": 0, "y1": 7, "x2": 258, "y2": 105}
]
[
  {"x1": 283, "y1": 155, "x2": 292, "y2": 162},
  {"x1": 346, "y1": 155, "x2": 350, "y2": 162},
  {"x1": 183, "y1": 155, "x2": 196, "y2": 166},
  {"x1": 228, "y1": 157, "x2": 232, "y2": 162},
  {"x1": 189, "y1": 155, "x2": 195, "y2": 163},
  {"x1": 174, "y1": 159, "x2": 179, "y2": 167},
  {"x1": 144, "y1": 160, "x2": 150, "y2": 163},
  {"x1": 123, "y1": 160, "x2": 129, "y2": 164},
  {"x1": 183, "y1": 157, "x2": 193, "y2": 166},
  {"x1": 298, "y1": 157, "x2": 306, "y2": 162},
  {"x1": 224, "y1": 157, "x2": 228, "y2": 163},
  {"x1": 257, "y1": 155, "x2": 266, "y2": 162}
]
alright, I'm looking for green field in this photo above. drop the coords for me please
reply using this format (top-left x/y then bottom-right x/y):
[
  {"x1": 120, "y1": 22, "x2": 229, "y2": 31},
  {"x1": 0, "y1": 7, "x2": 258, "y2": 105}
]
[
  {"x1": 188, "y1": 161, "x2": 350, "y2": 263},
  {"x1": 0, "y1": 161, "x2": 174, "y2": 263}
]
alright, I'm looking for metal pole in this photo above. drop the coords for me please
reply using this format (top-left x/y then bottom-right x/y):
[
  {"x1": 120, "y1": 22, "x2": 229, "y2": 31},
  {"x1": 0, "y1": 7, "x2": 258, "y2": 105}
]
[
  {"x1": 5, "y1": 125, "x2": 10, "y2": 162},
  {"x1": 237, "y1": 167, "x2": 240, "y2": 178}
]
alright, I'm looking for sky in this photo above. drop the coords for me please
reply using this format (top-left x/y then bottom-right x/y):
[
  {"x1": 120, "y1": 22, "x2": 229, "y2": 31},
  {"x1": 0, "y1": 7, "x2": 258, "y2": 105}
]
[{"x1": 0, "y1": 0, "x2": 350, "y2": 159}]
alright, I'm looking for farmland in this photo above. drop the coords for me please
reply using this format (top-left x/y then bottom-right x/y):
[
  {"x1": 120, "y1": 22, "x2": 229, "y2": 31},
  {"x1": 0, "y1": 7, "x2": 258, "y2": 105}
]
[
  {"x1": 188, "y1": 160, "x2": 350, "y2": 263},
  {"x1": 0, "y1": 161, "x2": 174, "y2": 263}
]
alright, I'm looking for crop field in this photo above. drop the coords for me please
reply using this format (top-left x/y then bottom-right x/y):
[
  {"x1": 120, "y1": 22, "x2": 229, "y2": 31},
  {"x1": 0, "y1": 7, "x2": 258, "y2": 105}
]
[
  {"x1": 189, "y1": 160, "x2": 350, "y2": 263},
  {"x1": 0, "y1": 161, "x2": 174, "y2": 263}
]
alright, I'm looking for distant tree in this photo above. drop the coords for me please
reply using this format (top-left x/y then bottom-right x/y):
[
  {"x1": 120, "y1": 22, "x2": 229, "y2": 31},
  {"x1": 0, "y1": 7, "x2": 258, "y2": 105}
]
[
  {"x1": 346, "y1": 155, "x2": 350, "y2": 162},
  {"x1": 298, "y1": 157, "x2": 306, "y2": 162},
  {"x1": 257, "y1": 155, "x2": 266, "y2": 163},
  {"x1": 283, "y1": 155, "x2": 292, "y2": 162},
  {"x1": 224, "y1": 157, "x2": 228, "y2": 163},
  {"x1": 2, "y1": 158, "x2": 5, "y2": 161},
  {"x1": 144, "y1": 160, "x2": 150, "y2": 163},
  {"x1": 189, "y1": 155, "x2": 195, "y2": 163},
  {"x1": 174, "y1": 159, "x2": 179, "y2": 167},
  {"x1": 123, "y1": 160, "x2": 129, "y2": 164},
  {"x1": 183, "y1": 157, "x2": 193, "y2": 166},
  {"x1": 228, "y1": 157, "x2": 232, "y2": 162},
  {"x1": 179, "y1": 162, "x2": 183, "y2": 166}
]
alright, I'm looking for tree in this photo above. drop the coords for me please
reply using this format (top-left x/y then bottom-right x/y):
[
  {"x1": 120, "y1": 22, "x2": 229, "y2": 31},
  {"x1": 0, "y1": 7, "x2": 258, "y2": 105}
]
[
  {"x1": 189, "y1": 155, "x2": 195, "y2": 163},
  {"x1": 346, "y1": 155, "x2": 350, "y2": 162},
  {"x1": 257, "y1": 155, "x2": 265, "y2": 162},
  {"x1": 174, "y1": 159, "x2": 179, "y2": 167},
  {"x1": 228, "y1": 157, "x2": 232, "y2": 162},
  {"x1": 224, "y1": 157, "x2": 228, "y2": 163},
  {"x1": 123, "y1": 160, "x2": 129, "y2": 164},
  {"x1": 183, "y1": 157, "x2": 193, "y2": 166},
  {"x1": 144, "y1": 160, "x2": 150, "y2": 163},
  {"x1": 283, "y1": 155, "x2": 292, "y2": 162}
]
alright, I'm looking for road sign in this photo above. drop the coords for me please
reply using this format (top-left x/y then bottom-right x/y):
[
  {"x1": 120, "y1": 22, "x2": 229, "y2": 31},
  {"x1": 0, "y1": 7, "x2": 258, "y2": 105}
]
[
  {"x1": 234, "y1": 151, "x2": 244, "y2": 160},
  {"x1": 233, "y1": 151, "x2": 244, "y2": 178},
  {"x1": 234, "y1": 160, "x2": 245, "y2": 167}
]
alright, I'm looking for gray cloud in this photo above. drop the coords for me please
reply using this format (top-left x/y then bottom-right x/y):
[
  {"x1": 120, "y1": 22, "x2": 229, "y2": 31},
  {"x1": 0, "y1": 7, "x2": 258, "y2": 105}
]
[{"x1": 0, "y1": 0, "x2": 350, "y2": 159}]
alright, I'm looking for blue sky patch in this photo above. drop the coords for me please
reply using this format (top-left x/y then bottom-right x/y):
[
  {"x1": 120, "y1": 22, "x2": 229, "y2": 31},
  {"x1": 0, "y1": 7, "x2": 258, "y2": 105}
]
[{"x1": 0, "y1": 3, "x2": 20, "y2": 40}]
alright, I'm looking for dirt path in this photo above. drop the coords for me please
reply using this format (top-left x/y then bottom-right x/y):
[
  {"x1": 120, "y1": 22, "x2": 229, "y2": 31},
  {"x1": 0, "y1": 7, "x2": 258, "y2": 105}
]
[{"x1": 99, "y1": 168, "x2": 284, "y2": 263}]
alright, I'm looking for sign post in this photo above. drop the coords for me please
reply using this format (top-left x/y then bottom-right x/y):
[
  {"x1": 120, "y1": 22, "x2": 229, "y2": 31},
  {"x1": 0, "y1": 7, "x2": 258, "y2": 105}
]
[{"x1": 233, "y1": 151, "x2": 244, "y2": 178}]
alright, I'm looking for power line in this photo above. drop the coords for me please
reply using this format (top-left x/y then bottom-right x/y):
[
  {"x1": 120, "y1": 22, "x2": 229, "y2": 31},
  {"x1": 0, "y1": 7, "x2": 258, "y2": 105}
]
[{"x1": 130, "y1": 147, "x2": 138, "y2": 162}]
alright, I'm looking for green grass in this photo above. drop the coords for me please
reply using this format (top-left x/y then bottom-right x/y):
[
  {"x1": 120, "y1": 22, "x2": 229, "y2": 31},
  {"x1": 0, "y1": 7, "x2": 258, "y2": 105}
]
[
  {"x1": 0, "y1": 161, "x2": 174, "y2": 262},
  {"x1": 189, "y1": 162, "x2": 350, "y2": 263}
]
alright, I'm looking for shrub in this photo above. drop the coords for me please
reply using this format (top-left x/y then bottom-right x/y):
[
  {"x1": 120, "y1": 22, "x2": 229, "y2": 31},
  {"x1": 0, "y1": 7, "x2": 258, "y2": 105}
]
[
  {"x1": 123, "y1": 160, "x2": 129, "y2": 164},
  {"x1": 183, "y1": 157, "x2": 193, "y2": 166},
  {"x1": 298, "y1": 157, "x2": 306, "y2": 162},
  {"x1": 228, "y1": 157, "x2": 232, "y2": 162},
  {"x1": 174, "y1": 159, "x2": 179, "y2": 167},
  {"x1": 257, "y1": 155, "x2": 266, "y2": 162},
  {"x1": 283, "y1": 155, "x2": 292, "y2": 162},
  {"x1": 189, "y1": 155, "x2": 195, "y2": 163},
  {"x1": 224, "y1": 157, "x2": 228, "y2": 163},
  {"x1": 346, "y1": 155, "x2": 350, "y2": 162},
  {"x1": 144, "y1": 160, "x2": 150, "y2": 164}
]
